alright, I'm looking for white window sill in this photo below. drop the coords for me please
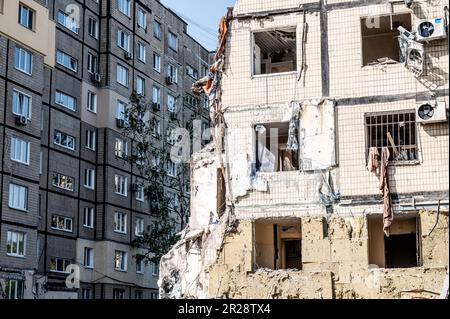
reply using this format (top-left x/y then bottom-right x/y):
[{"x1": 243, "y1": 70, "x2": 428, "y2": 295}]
[
  {"x1": 83, "y1": 225, "x2": 94, "y2": 229},
  {"x1": 84, "y1": 266, "x2": 94, "y2": 270},
  {"x1": 115, "y1": 268, "x2": 128, "y2": 273},
  {"x1": 7, "y1": 253, "x2": 26, "y2": 259},
  {"x1": 11, "y1": 159, "x2": 30, "y2": 166},
  {"x1": 114, "y1": 230, "x2": 127, "y2": 235},
  {"x1": 84, "y1": 185, "x2": 95, "y2": 190},
  {"x1": 252, "y1": 71, "x2": 298, "y2": 79},
  {"x1": 114, "y1": 192, "x2": 128, "y2": 197},
  {"x1": 51, "y1": 227, "x2": 73, "y2": 233},
  {"x1": 14, "y1": 67, "x2": 32, "y2": 76},
  {"x1": 8, "y1": 206, "x2": 28, "y2": 213}
]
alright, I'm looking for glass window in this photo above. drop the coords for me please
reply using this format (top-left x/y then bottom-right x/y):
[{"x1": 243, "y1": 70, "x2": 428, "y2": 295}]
[
  {"x1": 51, "y1": 215, "x2": 73, "y2": 232},
  {"x1": 137, "y1": 43, "x2": 146, "y2": 63},
  {"x1": 168, "y1": 31, "x2": 178, "y2": 51},
  {"x1": 117, "y1": 30, "x2": 130, "y2": 52},
  {"x1": 153, "y1": 20, "x2": 161, "y2": 39},
  {"x1": 84, "y1": 247, "x2": 94, "y2": 268},
  {"x1": 56, "y1": 50, "x2": 78, "y2": 72},
  {"x1": 53, "y1": 130, "x2": 76, "y2": 150},
  {"x1": 114, "y1": 174, "x2": 127, "y2": 196},
  {"x1": 14, "y1": 47, "x2": 33, "y2": 74},
  {"x1": 87, "y1": 91, "x2": 97, "y2": 113},
  {"x1": 55, "y1": 91, "x2": 77, "y2": 111},
  {"x1": 52, "y1": 172, "x2": 74, "y2": 191},
  {"x1": 117, "y1": 64, "x2": 129, "y2": 87},
  {"x1": 83, "y1": 207, "x2": 94, "y2": 228},
  {"x1": 6, "y1": 231, "x2": 26, "y2": 257},
  {"x1": 57, "y1": 9, "x2": 79, "y2": 33},
  {"x1": 114, "y1": 250, "x2": 128, "y2": 271},
  {"x1": 117, "y1": 0, "x2": 130, "y2": 16},
  {"x1": 10, "y1": 136, "x2": 30, "y2": 165},
  {"x1": 137, "y1": 9, "x2": 146, "y2": 29},
  {"x1": 12, "y1": 90, "x2": 31, "y2": 119},
  {"x1": 153, "y1": 53, "x2": 161, "y2": 72},
  {"x1": 18, "y1": 4, "x2": 34, "y2": 29},
  {"x1": 8, "y1": 183, "x2": 28, "y2": 211}
]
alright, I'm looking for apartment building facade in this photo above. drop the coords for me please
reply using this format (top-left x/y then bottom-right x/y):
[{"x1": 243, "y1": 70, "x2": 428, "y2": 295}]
[
  {"x1": 0, "y1": 0, "x2": 211, "y2": 299},
  {"x1": 160, "y1": 0, "x2": 449, "y2": 299}
]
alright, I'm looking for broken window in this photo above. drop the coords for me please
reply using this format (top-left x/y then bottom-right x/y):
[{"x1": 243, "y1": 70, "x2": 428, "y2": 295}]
[
  {"x1": 255, "y1": 122, "x2": 299, "y2": 172},
  {"x1": 254, "y1": 220, "x2": 302, "y2": 271},
  {"x1": 361, "y1": 14, "x2": 412, "y2": 66},
  {"x1": 253, "y1": 28, "x2": 297, "y2": 75},
  {"x1": 368, "y1": 216, "x2": 421, "y2": 268},
  {"x1": 365, "y1": 111, "x2": 418, "y2": 162}
]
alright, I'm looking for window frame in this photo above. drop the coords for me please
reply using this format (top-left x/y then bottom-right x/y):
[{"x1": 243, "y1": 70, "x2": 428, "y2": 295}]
[
  {"x1": 53, "y1": 130, "x2": 76, "y2": 151},
  {"x1": 85, "y1": 129, "x2": 96, "y2": 151},
  {"x1": 114, "y1": 174, "x2": 128, "y2": 197},
  {"x1": 57, "y1": 9, "x2": 79, "y2": 34},
  {"x1": 18, "y1": 3, "x2": 34, "y2": 30},
  {"x1": 135, "y1": 217, "x2": 144, "y2": 236},
  {"x1": 114, "y1": 212, "x2": 127, "y2": 234},
  {"x1": 114, "y1": 250, "x2": 128, "y2": 272},
  {"x1": 12, "y1": 89, "x2": 32, "y2": 119},
  {"x1": 116, "y1": 64, "x2": 129, "y2": 87},
  {"x1": 52, "y1": 172, "x2": 74, "y2": 191},
  {"x1": 84, "y1": 168, "x2": 95, "y2": 190},
  {"x1": 88, "y1": 17, "x2": 99, "y2": 39},
  {"x1": 87, "y1": 91, "x2": 97, "y2": 113},
  {"x1": 6, "y1": 230, "x2": 26, "y2": 257},
  {"x1": 56, "y1": 50, "x2": 78, "y2": 73},
  {"x1": 49, "y1": 256, "x2": 71, "y2": 273},
  {"x1": 168, "y1": 31, "x2": 178, "y2": 52},
  {"x1": 10, "y1": 136, "x2": 30, "y2": 165},
  {"x1": 84, "y1": 247, "x2": 94, "y2": 268},
  {"x1": 83, "y1": 207, "x2": 94, "y2": 228},
  {"x1": 51, "y1": 215, "x2": 73, "y2": 233},
  {"x1": 55, "y1": 90, "x2": 77, "y2": 111},
  {"x1": 14, "y1": 47, "x2": 33, "y2": 75},
  {"x1": 364, "y1": 110, "x2": 419, "y2": 165},
  {"x1": 117, "y1": 0, "x2": 131, "y2": 17},
  {"x1": 8, "y1": 183, "x2": 28, "y2": 212}
]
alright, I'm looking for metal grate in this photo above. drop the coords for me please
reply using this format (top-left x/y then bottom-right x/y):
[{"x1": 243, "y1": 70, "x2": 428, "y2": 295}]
[{"x1": 365, "y1": 110, "x2": 418, "y2": 162}]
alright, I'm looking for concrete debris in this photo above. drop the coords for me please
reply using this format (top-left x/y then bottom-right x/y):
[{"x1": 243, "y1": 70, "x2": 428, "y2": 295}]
[
  {"x1": 286, "y1": 102, "x2": 300, "y2": 151},
  {"x1": 299, "y1": 99, "x2": 336, "y2": 171}
]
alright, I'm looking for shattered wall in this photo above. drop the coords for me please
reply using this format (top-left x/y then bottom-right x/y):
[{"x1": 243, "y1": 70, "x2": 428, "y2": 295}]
[{"x1": 159, "y1": 0, "x2": 449, "y2": 299}]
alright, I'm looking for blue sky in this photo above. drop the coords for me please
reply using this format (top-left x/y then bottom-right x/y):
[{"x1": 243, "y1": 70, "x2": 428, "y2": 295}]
[{"x1": 161, "y1": 0, "x2": 236, "y2": 51}]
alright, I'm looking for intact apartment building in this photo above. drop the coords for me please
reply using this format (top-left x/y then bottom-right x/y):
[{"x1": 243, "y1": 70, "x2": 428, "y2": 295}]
[
  {"x1": 160, "y1": 0, "x2": 449, "y2": 299},
  {"x1": 0, "y1": 0, "x2": 211, "y2": 299}
]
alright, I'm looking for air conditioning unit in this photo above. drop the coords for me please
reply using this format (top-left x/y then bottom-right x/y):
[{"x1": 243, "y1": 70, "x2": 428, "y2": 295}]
[
  {"x1": 170, "y1": 112, "x2": 177, "y2": 121},
  {"x1": 166, "y1": 76, "x2": 174, "y2": 85},
  {"x1": 152, "y1": 102, "x2": 161, "y2": 111},
  {"x1": 124, "y1": 51, "x2": 133, "y2": 60},
  {"x1": 415, "y1": 18, "x2": 447, "y2": 42},
  {"x1": 91, "y1": 72, "x2": 101, "y2": 84},
  {"x1": 116, "y1": 118, "x2": 126, "y2": 128},
  {"x1": 416, "y1": 101, "x2": 447, "y2": 124},
  {"x1": 15, "y1": 115, "x2": 28, "y2": 126}
]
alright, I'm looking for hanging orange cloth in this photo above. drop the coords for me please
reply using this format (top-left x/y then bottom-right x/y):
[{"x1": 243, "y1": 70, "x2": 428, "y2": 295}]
[
  {"x1": 379, "y1": 147, "x2": 393, "y2": 236},
  {"x1": 215, "y1": 16, "x2": 229, "y2": 61}
]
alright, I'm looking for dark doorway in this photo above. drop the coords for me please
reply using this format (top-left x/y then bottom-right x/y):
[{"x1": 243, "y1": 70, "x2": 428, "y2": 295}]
[
  {"x1": 284, "y1": 240, "x2": 302, "y2": 270},
  {"x1": 385, "y1": 233, "x2": 418, "y2": 268}
]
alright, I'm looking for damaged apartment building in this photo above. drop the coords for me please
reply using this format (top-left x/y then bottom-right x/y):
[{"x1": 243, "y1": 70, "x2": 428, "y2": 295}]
[{"x1": 159, "y1": 0, "x2": 449, "y2": 299}]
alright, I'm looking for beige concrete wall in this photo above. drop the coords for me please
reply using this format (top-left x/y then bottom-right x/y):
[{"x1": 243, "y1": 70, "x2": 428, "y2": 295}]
[
  {"x1": 0, "y1": 0, "x2": 55, "y2": 67},
  {"x1": 208, "y1": 212, "x2": 448, "y2": 299}
]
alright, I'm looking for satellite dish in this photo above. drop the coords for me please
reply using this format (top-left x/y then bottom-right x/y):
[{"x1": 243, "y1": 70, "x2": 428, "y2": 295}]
[{"x1": 417, "y1": 103, "x2": 435, "y2": 120}]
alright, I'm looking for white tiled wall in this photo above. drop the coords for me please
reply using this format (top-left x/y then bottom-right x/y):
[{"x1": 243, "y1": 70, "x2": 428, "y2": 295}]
[{"x1": 222, "y1": 0, "x2": 449, "y2": 213}]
